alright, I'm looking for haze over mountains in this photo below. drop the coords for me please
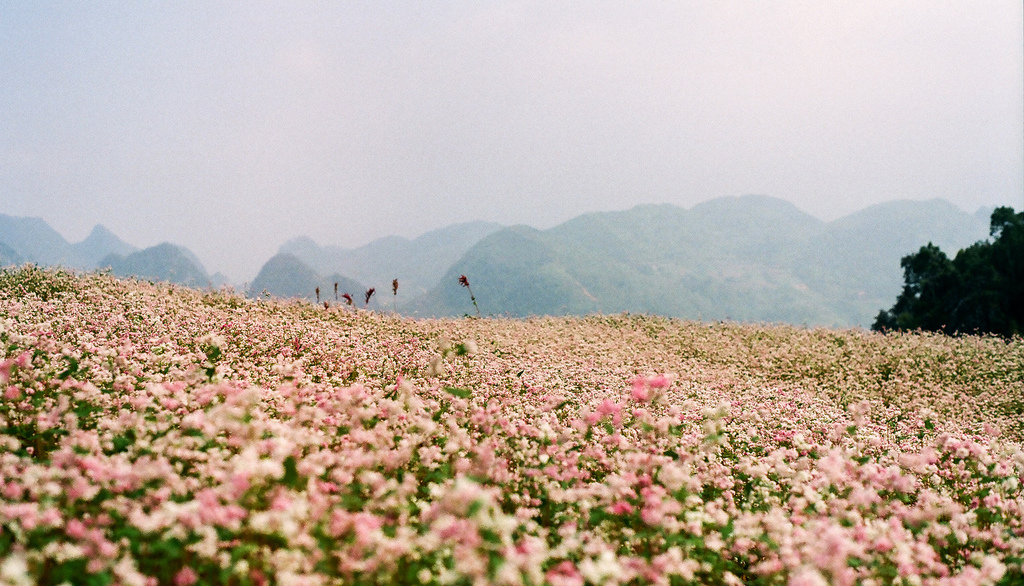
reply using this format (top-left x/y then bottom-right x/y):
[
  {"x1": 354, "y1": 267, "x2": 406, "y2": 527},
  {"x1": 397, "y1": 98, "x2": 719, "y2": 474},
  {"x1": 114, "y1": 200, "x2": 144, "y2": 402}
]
[
  {"x1": 411, "y1": 197, "x2": 989, "y2": 326},
  {"x1": 279, "y1": 221, "x2": 503, "y2": 300},
  {"x1": 0, "y1": 215, "x2": 137, "y2": 270},
  {"x1": 0, "y1": 197, "x2": 993, "y2": 327}
]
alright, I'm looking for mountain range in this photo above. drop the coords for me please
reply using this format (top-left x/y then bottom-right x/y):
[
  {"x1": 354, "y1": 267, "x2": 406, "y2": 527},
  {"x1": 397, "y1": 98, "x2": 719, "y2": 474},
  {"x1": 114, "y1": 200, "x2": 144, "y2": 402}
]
[
  {"x1": 407, "y1": 196, "x2": 989, "y2": 326},
  {"x1": 0, "y1": 213, "x2": 215, "y2": 287},
  {"x1": 101, "y1": 244, "x2": 212, "y2": 289},
  {"x1": 1, "y1": 197, "x2": 994, "y2": 327},
  {"x1": 248, "y1": 253, "x2": 378, "y2": 309},
  {"x1": 279, "y1": 221, "x2": 503, "y2": 299},
  {"x1": 0, "y1": 215, "x2": 137, "y2": 270}
]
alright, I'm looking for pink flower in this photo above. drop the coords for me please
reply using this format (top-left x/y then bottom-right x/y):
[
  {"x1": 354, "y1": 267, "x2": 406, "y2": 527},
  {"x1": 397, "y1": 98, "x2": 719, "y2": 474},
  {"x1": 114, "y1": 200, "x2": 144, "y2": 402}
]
[
  {"x1": 0, "y1": 359, "x2": 14, "y2": 384},
  {"x1": 648, "y1": 374, "x2": 670, "y2": 389},
  {"x1": 2, "y1": 482, "x2": 22, "y2": 500},
  {"x1": 789, "y1": 567, "x2": 828, "y2": 586},
  {"x1": 271, "y1": 493, "x2": 292, "y2": 511},
  {"x1": 595, "y1": 398, "x2": 625, "y2": 425},
  {"x1": 351, "y1": 512, "x2": 384, "y2": 546},
  {"x1": 608, "y1": 501, "x2": 634, "y2": 515},
  {"x1": 596, "y1": 399, "x2": 622, "y2": 417},
  {"x1": 546, "y1": 560, "x2": 584, "y2": 586},
  {"x1": 174, "y1": 567, "x2": 198, "y2": 586},
  {"x1": 632, "y1": 375, "x2": 671, "y2": 402},
  {"x1": 631, "y1": 377, "x2": 651, "y2": 402}
]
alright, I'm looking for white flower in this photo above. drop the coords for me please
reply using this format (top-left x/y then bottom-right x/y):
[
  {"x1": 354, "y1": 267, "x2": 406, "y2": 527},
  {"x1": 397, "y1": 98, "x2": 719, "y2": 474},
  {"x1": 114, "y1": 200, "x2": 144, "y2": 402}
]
[
  {"x1": 112, "y1": 557, "x2": 149, "y2": 586},
  {"x1": 427, "y1": 356, "x2": 446, "y2": 376},
  {"x1": 579, "y1": 550, "x2": 622, "y2": 584},
  {"x1": 0, "y1": 553, "x2": 32, "y2": 586}
]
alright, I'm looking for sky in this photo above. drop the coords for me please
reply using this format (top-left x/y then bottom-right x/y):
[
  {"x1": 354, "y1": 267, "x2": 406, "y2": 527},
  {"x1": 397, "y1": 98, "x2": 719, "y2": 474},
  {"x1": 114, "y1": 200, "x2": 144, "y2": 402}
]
[{"x1": 2, "y1": 1, "x2": 1022, "y2": 282}]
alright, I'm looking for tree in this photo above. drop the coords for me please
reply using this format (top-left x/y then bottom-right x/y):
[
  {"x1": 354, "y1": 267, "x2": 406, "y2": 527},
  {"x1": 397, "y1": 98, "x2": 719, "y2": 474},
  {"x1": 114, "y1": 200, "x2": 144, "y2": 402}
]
[{"x1": 873, "y1": 207, "x2": 1023, "y2": 337}]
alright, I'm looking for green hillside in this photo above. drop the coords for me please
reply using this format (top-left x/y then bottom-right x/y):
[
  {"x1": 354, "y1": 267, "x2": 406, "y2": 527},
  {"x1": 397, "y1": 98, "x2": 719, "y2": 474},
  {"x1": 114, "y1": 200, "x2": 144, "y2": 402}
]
[
  {"x1": 412, "y1": 196, "x2": 988, "y2": 326},
  {"x1": 101, "y1": 243, "x2": 210, "y2": 288}
]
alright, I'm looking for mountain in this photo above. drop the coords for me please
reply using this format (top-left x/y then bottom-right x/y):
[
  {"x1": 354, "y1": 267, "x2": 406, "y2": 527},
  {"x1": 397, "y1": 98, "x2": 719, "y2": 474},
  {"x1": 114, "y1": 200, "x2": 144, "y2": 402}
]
[
  {"x1": 209, "y1": 272, "x2": 233, "y2": 289},
  {"x1": 796, "y1": 199, "x2": 989, "y2": 325},
  {"x1": 0, "y1": 214, "x2": 85, "y2": 268},
  {"x1": 279, "y1": 221, "x2": 503, "y2": 299},
  {"x1": 100, "y1": 243, "x2": 210, "y2": 288},
  {"x1": 410, "y1": 196, "x2": 989, "y2": 326},
  {"x1": 412, "y1": 225, "x2": 601, "y2": 318},
  {"x1": 0, "y1": 242, "x2": 24, "y2": 267},
  {"x1": 248, "y1": 253, "x2": 377, "y2": 308},
  {"x1": 72, "y1": 225, "x2": 137, "y2": 268},
  {"x1": 0, "y1": 215, "x2": 139, "y2": 270}
]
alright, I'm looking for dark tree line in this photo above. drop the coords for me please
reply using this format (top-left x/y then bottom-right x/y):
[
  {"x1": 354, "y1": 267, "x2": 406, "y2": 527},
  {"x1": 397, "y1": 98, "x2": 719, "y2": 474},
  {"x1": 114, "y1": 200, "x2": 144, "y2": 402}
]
[{"x1": 873, "y1": 206, "x2": 1023, "y2": 337}]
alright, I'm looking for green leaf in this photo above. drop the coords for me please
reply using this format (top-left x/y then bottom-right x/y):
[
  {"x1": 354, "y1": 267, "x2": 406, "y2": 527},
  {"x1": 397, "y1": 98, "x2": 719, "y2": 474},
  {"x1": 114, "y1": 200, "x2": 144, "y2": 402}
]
[
  {"x1": 480, "y1": 528, "x2": 502, "y2": 545},
  {"x1": 282, "y1": 455, "x2": 300, "y2": 488},
  {"x1": 488, "y1": 550, "x2": 505, "y2": 578},
  {"x1": 57, "y1": 355, "x2": 79, "y2": 380},
  {"x1": 205, "y1": 345, "x2": 222, "y2": 362},
  {"x1": 111, "y1": 429, "x2": 137, "y2": 454},
  {"x1": 444, "y1": 386, "x2": 472, "y2": 399}
]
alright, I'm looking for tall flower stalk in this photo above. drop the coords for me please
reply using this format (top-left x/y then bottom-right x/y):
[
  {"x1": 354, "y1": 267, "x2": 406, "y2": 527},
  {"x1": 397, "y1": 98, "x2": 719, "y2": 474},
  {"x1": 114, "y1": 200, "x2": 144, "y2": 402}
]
[{"x1": 459, "y1": 274, "x2": 480, "y2": 317}]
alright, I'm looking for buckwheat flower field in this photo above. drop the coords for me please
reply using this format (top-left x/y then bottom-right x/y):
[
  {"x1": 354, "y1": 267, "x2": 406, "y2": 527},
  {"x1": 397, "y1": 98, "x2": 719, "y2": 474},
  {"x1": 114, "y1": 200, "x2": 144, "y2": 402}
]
[{"x1": 1, "y1": 267, "x2": 1022, "y2": 586}]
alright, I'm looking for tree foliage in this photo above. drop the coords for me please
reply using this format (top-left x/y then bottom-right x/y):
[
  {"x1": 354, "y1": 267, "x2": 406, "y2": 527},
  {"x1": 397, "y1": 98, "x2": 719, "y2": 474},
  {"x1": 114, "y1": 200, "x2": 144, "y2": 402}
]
[{"x1": 873, "y1": 207, "x2": 1023, "y2": 336}]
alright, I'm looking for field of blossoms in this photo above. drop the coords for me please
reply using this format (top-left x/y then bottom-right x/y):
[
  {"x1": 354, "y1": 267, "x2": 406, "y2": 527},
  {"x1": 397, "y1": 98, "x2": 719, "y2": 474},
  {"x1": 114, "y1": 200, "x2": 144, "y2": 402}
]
[{"x1": 1, "y1": 266, "x2": 1023, "y2": 586}]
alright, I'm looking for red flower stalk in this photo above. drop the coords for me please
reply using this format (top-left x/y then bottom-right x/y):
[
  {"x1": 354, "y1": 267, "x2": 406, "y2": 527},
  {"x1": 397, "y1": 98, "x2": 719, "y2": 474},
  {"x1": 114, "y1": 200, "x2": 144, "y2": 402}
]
[
  {"x1": 458, "y1": 275, "x2": 480, "y2": 317},
  {"x1": 364, "y1": 288, "x2": 375, "y2": 307},
  {"x1": 392, "y1": 279, "x2": 399, "y2": 295},
  {"x1": 342, "y1": 293, "x2": 353, "y2": 306},
  {"x1": 334, "y1": 282, "x2": 338, "y2": 301},
  {"x1": 315, "y1": 287, "x2": 320, "y2": 303}
]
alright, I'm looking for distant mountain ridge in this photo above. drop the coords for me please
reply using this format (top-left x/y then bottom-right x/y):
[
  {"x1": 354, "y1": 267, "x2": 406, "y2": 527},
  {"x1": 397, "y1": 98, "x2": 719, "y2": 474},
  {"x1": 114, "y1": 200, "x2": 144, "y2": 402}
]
[
  {"x1": 0, "y1": 242, "x2": 23, "y2": 267},
  {"x1": 75, "y1": 225, "x2": 138, "y2": 268},
  {"x1": 1, "y1": 198, "x2": 995, "y2": 327},
  {"x1": 0, "y1": 214, "x2": 138, "y2": 270},
  {"x1": 248, "y1": 253, "x2": 380, "y2": 309},
  {"x1": 279, "y1": 221, "x2": 503, "y2": 298},
  {"x1": 0, "y1": 214, "x2": 90, "y2": 268},
  {"x1": 0, "y1": 214, "x2": 212, "y2": 288},
  {"x1": 101, "y1": 243, "x2": 211, "y2": 288},
  {"x1": 410, "y1": 196, "x2": 990, "y2": 326}
]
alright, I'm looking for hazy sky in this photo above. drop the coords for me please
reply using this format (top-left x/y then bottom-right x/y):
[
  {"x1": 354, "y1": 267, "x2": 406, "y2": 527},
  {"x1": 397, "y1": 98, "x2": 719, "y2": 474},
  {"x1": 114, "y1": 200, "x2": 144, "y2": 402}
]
[{"x1": 2, "y1": 2, "x2": 1022, "y2": 281}]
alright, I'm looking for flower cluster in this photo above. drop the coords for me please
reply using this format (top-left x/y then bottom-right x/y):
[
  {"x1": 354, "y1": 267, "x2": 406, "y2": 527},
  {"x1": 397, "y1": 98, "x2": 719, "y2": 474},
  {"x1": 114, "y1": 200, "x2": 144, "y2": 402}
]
[{"x1": 0, "y1": 266, "x2": 1021, "y2": 585}]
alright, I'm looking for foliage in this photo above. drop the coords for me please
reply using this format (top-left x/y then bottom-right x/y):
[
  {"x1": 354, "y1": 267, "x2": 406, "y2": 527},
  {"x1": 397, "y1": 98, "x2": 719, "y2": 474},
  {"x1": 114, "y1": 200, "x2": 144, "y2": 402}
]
[
  {"x1": 0, "y1": 268, "x2": 1022, "y2": 585},
  {"x1": 874, "y1": 207, "x2": 1023, "y2": 337},
  {"x1": 0, "y1": 264, "x2": 81, "y2": 302}
]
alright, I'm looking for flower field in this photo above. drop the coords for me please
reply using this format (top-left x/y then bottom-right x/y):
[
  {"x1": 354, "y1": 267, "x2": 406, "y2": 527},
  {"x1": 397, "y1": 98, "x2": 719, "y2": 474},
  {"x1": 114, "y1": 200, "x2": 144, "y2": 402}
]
[{"x1": 1, "y1": 266, "x2": 1023, "y2": 586}]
